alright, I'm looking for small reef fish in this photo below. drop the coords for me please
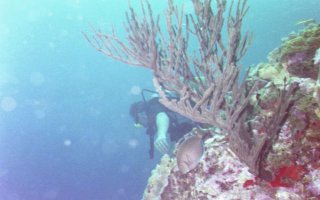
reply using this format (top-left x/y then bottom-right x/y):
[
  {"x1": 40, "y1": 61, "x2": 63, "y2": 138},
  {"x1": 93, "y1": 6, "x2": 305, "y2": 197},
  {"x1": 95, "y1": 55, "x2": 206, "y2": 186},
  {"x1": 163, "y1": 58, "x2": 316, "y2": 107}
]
[{"x1": 175, "y1": 129, "x2": 210, "y2": 174}]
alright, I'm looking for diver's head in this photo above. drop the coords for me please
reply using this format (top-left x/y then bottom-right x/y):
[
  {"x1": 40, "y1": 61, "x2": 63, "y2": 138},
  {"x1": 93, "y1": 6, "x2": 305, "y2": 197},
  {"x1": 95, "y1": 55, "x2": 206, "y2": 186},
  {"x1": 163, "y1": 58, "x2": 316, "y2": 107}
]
[{"x1": 129, "y1": 101, "x2": 148, "y2": 127}]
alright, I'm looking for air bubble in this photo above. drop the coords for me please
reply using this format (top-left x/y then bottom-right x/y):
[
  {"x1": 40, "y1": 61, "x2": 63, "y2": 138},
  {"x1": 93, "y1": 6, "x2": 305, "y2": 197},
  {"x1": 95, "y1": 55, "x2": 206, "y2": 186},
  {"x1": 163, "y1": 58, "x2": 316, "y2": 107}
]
[
  {"x1": 128, "y1": 139, "x2": 139, "y2": 148},
  {"x1": 30, "y1": 72, "x2": 45, "y2": 86},
  {"x1": 1, "y1": 96, "x2": 17, "y2": 112},
  {"x1": 129, "y1": 85, "x2": 142, "y2": 95},
  {"x1": 64, "y1": 139, "x2": 72, "y2": 146}
]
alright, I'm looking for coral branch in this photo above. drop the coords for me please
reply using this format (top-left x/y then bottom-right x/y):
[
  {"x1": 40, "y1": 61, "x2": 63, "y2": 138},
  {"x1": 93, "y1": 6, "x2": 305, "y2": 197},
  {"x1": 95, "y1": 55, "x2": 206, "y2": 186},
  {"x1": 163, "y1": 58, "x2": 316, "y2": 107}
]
[
  {"x1": 83, "y1": 0, "x2": 162, "y2": 68},
  {"x1": 84, "y1": 0, "x2": 297, "y2": 180},
  {"x1": 229, "y1": 81, "x2": 298, "y2": 179}
]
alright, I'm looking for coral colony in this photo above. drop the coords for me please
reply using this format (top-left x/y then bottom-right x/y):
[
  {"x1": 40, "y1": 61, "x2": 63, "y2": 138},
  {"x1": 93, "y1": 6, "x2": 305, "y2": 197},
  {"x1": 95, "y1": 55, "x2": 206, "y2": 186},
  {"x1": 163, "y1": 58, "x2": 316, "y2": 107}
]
[{"x1": 84, "y1": 0, "x2": 320, "y2": 199}]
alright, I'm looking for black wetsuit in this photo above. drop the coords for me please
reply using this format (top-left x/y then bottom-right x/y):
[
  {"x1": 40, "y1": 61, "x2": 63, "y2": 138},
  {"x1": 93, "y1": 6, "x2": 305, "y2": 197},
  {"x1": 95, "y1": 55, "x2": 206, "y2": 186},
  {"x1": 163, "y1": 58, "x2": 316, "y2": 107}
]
[{"x1": 144, "y1": 98, "x2": 194, "y2": 142}]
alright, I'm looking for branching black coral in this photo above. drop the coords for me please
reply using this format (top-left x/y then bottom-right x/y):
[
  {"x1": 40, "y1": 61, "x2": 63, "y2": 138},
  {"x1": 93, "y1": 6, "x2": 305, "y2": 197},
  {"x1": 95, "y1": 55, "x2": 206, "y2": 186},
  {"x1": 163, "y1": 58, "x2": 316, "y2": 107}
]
[{"x1": 84, "y1": 0, "x2": 296, "y2": 180}]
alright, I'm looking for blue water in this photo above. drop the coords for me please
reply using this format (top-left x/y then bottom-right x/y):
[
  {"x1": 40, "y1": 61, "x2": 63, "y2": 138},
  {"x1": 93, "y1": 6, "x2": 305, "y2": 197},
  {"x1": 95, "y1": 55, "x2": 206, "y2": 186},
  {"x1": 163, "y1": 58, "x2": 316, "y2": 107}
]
[{"x1": 0, "y1": 0, "x2": 319, "y2": 199}]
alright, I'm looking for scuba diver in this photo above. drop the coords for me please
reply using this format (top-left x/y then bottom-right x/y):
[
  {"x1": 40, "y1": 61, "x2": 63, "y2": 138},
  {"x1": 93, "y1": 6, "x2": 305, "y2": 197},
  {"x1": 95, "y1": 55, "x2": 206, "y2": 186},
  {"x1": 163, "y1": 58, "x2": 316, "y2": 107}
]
[{"x1": 129, "y1": 89, "x2": 195, "y2": 159}]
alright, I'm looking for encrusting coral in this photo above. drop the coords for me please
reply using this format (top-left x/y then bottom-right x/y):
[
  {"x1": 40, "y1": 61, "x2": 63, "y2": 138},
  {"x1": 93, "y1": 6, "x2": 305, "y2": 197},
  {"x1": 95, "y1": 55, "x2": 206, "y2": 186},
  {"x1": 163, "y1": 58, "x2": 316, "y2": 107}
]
[
  {"x1": 142, "y1": 155, "x2": 175, "y2": 200},
  {"x1": 143, "y1": 119, "x2": 319, "y2": 199},
  {"x1": 273, "y1": 20, "x2": 320, "y2": 79}
]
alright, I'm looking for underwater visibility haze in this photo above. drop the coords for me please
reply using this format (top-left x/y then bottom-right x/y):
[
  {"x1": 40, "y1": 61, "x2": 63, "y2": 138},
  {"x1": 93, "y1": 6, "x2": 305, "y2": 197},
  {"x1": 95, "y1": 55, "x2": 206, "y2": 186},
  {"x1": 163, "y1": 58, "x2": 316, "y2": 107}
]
[{"x1": 0, "y1": 0, "x2": 319, "y2": 199}]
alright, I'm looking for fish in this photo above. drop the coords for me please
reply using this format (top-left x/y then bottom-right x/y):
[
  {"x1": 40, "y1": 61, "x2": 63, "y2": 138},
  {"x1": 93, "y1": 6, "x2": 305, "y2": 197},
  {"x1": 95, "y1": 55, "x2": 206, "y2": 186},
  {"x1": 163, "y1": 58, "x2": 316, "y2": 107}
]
[{"x1": 175, "y1": 129, "x2": 210, "y2": 174}]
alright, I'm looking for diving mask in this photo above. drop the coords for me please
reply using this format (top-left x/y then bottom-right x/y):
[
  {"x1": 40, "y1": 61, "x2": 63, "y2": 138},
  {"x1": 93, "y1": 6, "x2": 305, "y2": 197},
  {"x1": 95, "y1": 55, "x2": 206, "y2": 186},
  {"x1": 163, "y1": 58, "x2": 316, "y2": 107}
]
[{"x1": 134, "y1": 112, "x2": 148, "y2": 128}]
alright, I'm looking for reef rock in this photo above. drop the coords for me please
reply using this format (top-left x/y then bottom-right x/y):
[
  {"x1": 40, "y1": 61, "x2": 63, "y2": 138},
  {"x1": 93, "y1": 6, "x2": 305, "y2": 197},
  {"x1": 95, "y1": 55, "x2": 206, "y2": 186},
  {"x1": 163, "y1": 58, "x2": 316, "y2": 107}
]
[
  {"x1": 142, "y1": 154, "x2": 175, "y2": 200},
  {"x1": 272, "y1": 21, "x2": 320, "y2": 79}
]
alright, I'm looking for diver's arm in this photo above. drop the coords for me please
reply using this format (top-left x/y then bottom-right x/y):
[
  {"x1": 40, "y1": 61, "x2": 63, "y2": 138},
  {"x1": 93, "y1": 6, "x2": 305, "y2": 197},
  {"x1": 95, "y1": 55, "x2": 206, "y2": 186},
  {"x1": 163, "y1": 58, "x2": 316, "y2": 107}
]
[{"x1": 155, "y1": 112, "x2": 170, "y2": 154}]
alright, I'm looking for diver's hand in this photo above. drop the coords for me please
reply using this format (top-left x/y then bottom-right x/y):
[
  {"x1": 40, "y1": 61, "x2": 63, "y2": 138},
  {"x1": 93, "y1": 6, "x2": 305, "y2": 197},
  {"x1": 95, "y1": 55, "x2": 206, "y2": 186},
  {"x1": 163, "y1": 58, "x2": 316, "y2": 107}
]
[{"x1": 155, "y1": 134, "x2": 170, "y2": 154}]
